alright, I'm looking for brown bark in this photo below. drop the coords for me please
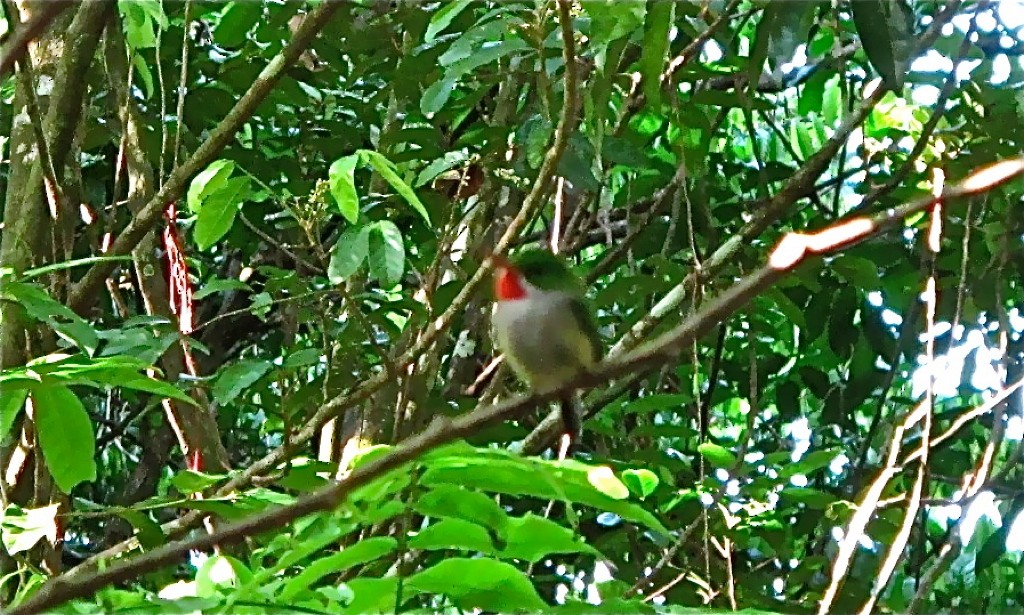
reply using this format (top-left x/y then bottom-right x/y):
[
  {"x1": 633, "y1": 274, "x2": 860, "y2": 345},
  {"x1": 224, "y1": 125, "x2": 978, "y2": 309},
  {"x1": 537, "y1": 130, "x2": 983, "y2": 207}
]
[
  {"x1": 102, "y1": 22, "x2": 230, "y2": 473},
  {"x1": 0, "y1": 0, "x2": 112, "y2": 592}
]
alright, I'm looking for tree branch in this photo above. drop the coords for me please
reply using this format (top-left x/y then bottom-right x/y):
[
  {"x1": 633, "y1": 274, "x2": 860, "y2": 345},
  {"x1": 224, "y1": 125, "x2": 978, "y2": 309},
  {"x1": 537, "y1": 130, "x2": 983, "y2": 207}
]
[
  {"x1": 67, "y1": 0, "x2": 344, "y2": 315},
  {"x1": 0, "y1": 0, "x2": 73, "y2": 79},
  {"x1": 68, "y1": 0, "x2": 583, "y2": 570},
  {"x1": 13, "y1": 155, "x2": 1024, "y2": 615}
]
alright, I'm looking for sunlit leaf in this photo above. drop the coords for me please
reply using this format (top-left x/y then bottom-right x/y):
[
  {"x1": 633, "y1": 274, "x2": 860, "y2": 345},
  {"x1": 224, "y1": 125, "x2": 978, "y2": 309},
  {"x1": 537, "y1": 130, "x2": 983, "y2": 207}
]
[
  {"x1": 698, "y1": 443, "x2": 737, "y2": 469},
  {"x1": 212, "y1": 359, "x2": 273, "y2": 406},
  {"x1": 359, "y1": 150, "x2": 431, "y2": 226},
  {"x1": 328, "y1": 225, "x2": 371, "y2": 283},
  {"x1": 0, "y1": 504, "x2": 58, "y2": 555},
  {"x1": 32, "y1": 385, "x2": 97, "y2": 493},
  {"x1": 621, "y1": 468, "x2": 659, "y2": 498},
  {"x1": 367, "y1": 221, "x2": 405, "y2": 287},
  {"x1": 587, "y1": 466, "x2": 629, "y2": 500},
  {"x1": 328, "y1": 155, "x2": 360, "y2": 223},
  {"x1": 187, "y1": 160, "x2": 235, "y2": 214},
  {"x1": 407, "y1": 558, "x2": 547, "y2": 612},
  {"x1": 194, "y1": 176, "x2": 250, "y2": 250},
  {"x1": 425, "y1": 0, "x2": 474, "y2": 42}
]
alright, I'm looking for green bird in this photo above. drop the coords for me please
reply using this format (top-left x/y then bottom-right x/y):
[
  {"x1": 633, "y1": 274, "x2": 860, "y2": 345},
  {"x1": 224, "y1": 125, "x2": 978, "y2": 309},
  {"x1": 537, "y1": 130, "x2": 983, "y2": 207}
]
[{"x1": 490, "y1": 249, "x2": 602, "y2": 452}]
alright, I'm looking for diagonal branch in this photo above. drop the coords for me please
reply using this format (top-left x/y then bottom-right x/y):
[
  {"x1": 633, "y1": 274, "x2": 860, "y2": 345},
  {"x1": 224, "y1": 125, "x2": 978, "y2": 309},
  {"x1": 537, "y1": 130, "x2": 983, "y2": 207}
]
[
  {"x1": 69, "y1": 0, "x2": 583, "y2": 571},
  {"x1": 0, "y1": 0, "x2": 73, "y2": 79},
  {"x1": 519, "y1": 0, "x2": 965, "y2": 451},
  {"x1": 67, "y1": 0, "x2": 344, "y2": 315},
  {"x1": 12, "y1": 153, "x2": 1024, "y2": 615}
]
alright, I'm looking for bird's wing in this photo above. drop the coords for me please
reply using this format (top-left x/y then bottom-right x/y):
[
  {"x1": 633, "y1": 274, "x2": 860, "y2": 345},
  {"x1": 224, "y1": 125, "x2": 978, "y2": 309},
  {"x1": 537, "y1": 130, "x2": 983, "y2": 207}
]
[{"x1": 567, "y1": 295, "x2": 603, "y2": 366}]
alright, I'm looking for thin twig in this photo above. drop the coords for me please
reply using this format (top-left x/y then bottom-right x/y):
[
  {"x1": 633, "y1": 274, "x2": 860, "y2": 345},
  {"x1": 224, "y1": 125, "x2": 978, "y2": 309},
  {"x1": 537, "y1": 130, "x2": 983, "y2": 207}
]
[
  {"x1": 10, "y1": 156, "x2": 1024, "y2": 615},
  {"x1": 71, "y1": 0, "x2": 584, "y2": 571},
  {"x1": 68, "y1": 0, "x2": 345, "y2": 314},
  {"x1": 855, "y1": 167, "x2": 948, "y2": 615},
  {"x1": 172, "y1": 0, "x2": 193, "y2": 172}
]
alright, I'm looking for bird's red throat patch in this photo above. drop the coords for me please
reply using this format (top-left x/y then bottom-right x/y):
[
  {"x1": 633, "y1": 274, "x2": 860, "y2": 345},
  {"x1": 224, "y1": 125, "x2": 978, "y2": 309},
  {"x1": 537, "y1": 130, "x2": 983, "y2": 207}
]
[{"x1": 494, "y1": 266, "x2": 527, "y2": 301}]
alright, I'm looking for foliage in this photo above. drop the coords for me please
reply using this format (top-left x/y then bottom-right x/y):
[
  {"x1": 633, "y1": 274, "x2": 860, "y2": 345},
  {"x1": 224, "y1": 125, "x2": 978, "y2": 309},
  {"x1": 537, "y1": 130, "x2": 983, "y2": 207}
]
[{"x1": 2, "y1": 1, "x2": 1024, "y2": 614}]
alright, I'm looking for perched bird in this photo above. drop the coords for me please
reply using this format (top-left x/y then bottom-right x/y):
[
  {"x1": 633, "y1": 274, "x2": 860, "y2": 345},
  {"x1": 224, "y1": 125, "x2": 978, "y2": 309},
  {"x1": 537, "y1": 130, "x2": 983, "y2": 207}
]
[{"x1": 490, "y1": 249, "x2": 602, "y2": 454}]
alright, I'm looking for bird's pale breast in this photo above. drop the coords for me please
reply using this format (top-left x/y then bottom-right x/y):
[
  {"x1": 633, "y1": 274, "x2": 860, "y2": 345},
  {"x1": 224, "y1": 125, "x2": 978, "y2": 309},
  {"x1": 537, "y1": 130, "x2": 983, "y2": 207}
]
[{"x1": 493, "y1": 290, "x2": 593, "y2": 392}]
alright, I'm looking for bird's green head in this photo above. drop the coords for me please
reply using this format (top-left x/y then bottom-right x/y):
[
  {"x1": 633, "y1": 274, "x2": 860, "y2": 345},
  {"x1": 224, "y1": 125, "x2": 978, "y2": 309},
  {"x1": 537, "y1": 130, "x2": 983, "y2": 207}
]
[{"x1": 492, "y1": 249, "x2": 584, "y2": 301}]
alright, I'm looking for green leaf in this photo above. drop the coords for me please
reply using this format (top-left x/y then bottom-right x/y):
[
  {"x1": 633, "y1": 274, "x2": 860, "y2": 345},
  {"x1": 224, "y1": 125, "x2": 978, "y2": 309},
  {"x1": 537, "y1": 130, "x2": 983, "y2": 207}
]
[
  {"x1": 520, "y1": 114, "x2": 553, "y2": 169},
  {"x1": 779, "y1": 487, "x2": 836, "y2": 510},
  {"x1": 407, "y1": 558, "x2": 547, "y2": 612},
  {"x1": 831, "y1": 254, "x2": 882, "y2": 288},
  {"x1": 780, "y1": 449, "x2": 839, "y2": 479},
  {"x1": 327, "y1": 225, "x2": 371, "y2": 283},
  {"x1": 228, "y1": 518, "x2": 348, "y2": 607},
  {"x1": 556, "y1": 132, "x2": 600, "y2": 192},
  {"x1": 328, "y1": 155, "x2": 360, "y2": 223},
  {"x1": 1, "y1": 282, "x2": 99, "y2": 354},
  {"x1": 425, "y1": 0, "x2": 473, "y2": 42},
  {"x1": 748, "y1": 3, "x2": 781, "y2": 85},
  {"x1": 367, "y1": 221, "x2": 405, "y2": 287},
  {"x1": 32, "y1": 385, "x2": 97, "y2": 493},
  {"x1": 212, "y1": 359, "x2": 273, "y2": 406},
  {"x1": 587, "y1": 466, "x2": 630, "y2": 500},
  {"x1": 132, "y1": 54, "x2": 154, "y2": 100},
  {"x1": 698, "y1": 442, "x2": 738, "y2": 469},
  {"x1": 16, "y1": 354, "x2": 197, "y2": 406},
  {"x1": 193, "y1": 278, "x2": 251, "y2": 300},
  {"x1": 0, "y1": 504, "x2": 58, "y2": 555},
  {"x1": 420, "y1": 445, "x2": 669, "y2": 536},
  {"x1": 438, "y1": 19, "x2": 512, "y2": 66},
  {"x1": 444, "y1": 36, "x2": 530, "y2": 80},
  {"x1": 187, "y1": 160, "x2": 235, "y2": 213},
  {"x1": 21, "y1": 255, "x2": 134, "y2": 280},
  {"x1": 421, "y1": 76, "x2": 458, "y2": 116},
  {"x1": 283, "y1": 348, "x2": 322, "y2": 369},
  {"x1": 0, "y1": 387, "x2": 26, "y2": 442},
  {"x1": 358, "y1": 150, "x2": 431, "y2": 226},
  {"x1": 639, "y1": 1, "x2": 672, "y2": 107},
  {"x1": 280, "y1": 537, "x2": 397, "y2": 601},
  {"x1": 413, "y1": 484, "x2": 509, "y2": 533},
  {"x1": 114, "y1": 374, "x2": 198, "y2": 406},
  {"x1": 798, "y1": 71, "x2": 828, "y2": 121},
  {"x1": 851, "y1": 0, "x2": 914, "y2": 91},
  {"x1": 415, "y1": 151, "x2": 470, "y2": 187},
  {"x1": 195, "y1": 555, "x2": 253, "y2": 597},
  {"x1": 213, "y1": 1, "x2": 261, "y2": 48},
  {"x1": 618, "y1": 393, "x2": 690, "y2": 415},
  {"x1": 582, "y1": 1, "x2": 646, "y2": 47},
  {"x1": 171, "y1": 470, "x2": 224, "y2": 495},
  {"x1": 976, "y1": 522, "x2": 1009, "y2": 575},
  {"x1": 115, "y1": 509, "x2": 165, "y2": 549},
  {"x1": 409, "y1": 518, "x2": 495, "y2": 554},
  {"x1": 621, "y1": 468, "x2": 659, "y2": 498},
  {"x1": 500, "y1": 513, "x2": 600, "y2": 563},
  {"x1": 344, "y1": 577, "x2": 404, "y2": 614},
  {"x1": 194, "y1": 176, "x2": 249, "y2": 250},
  {"x1": 118, "y1": 0, "x2": 160, "y2": 50}
]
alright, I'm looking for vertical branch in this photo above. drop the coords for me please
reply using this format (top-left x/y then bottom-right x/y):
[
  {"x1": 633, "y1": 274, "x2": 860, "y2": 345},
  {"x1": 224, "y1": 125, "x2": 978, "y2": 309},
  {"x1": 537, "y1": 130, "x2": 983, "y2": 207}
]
[
  {"x1": 102, "y1": 17, "x2": 230, "y2": 473},
  {"x1": 855, "y1": 168, "x2": 946, "y2": 615},
  {"x1": 171, "y1": 0, "x2": 193, "y2": 171}
]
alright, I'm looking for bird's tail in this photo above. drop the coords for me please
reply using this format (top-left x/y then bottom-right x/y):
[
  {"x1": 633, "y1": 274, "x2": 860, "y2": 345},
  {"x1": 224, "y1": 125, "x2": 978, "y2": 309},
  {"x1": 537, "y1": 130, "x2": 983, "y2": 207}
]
[{"x1": 558, "y1": 393, "x2": 581, "y2": 454}]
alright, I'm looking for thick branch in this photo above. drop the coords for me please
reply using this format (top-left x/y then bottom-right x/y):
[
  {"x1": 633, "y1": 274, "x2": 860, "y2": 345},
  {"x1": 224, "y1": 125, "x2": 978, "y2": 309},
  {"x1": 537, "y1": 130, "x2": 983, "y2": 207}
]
[
  {"x1": 69, "y1": 0, "x2": 583, "y2": 569},
  {"x1": 13, "y1": 156, "x2": 1024, "y2": 615},
  {"x1": 0, "y1": 0, "x2": 73, "y2": 79}
]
